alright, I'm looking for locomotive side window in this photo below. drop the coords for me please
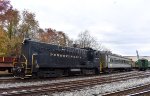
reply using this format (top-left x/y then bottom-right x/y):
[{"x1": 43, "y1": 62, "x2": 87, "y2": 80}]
[
  {"x1": 87, "y1": 51, "x2": 94, "y2": 61},
  {"x1": 110, "y1": 58, "x2": 113, "y2": 62},
  {"x1": 112, "y1": 59, "x2": 114, "y2": 63},
  {"x1": 110, "y1": 58, "x2": 112, "y2": 62},
  {"x1": 123, "y1": 60, "x2": 125, "y2": 63},
  {"x1": 108, "y1": 58, "x2": 110, "y2": 62}
]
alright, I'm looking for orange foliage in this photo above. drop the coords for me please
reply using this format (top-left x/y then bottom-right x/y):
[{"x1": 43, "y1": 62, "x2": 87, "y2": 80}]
[{"x1": 38, "y1": 28, "x2": 67, "y2": 46}]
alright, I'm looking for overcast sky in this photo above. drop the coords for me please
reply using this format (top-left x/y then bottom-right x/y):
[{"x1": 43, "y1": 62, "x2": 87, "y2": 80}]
[{"x1": 11, "y1": 0, "x2": 150, "y2": 56}]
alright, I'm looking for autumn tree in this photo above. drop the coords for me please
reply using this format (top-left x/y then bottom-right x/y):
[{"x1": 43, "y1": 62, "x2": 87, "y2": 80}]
[
  {"x1": 4, "y1": 9, "x2": 20, "y2": 39},
  {"x1": 38, "y1": 28, "x2": 55, "y2": 43},
  {"x1": 0, "y1": 0, "x2": 13, "y2": 30},
  {"x1": 0, "y1": 0, "x2": 73, "y2": 56},
  {"x1": 57, "y1": 31, "x2": 67, "y2": 46},
  {"x1": 0, "y1": 0, "x2": 12, "y2": 18},
  {"x1": 0, "y1": 26, "x2": 9, "y2": 56},
  {"x1": 18, "y1": 10, "x2": 39, "y2": 39},
  {"x1": 38, "y1": 28, "x2": 71, "y2": 46},
  {"x1": 75, "y1": 30, "x2": 102, "y2": 50},
  {"x1": 66, "y1": 38, "x2": 74, "y2": 47}
]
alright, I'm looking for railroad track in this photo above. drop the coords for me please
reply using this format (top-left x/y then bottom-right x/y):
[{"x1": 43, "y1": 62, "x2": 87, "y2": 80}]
[
  {"x1": 128, "y1": 89, "x2": 150, "y2": 96},
  {"x1": 0, "y1": 71, "x2": 150, "y2": 96},
  {"x1": 102, "y1": 83, "x2": 150, "y2": 96},
  {"x1": 0, "y1": 71, "x2": 139, "y2": 84},
  {"x1": 0, "y1": 71, "x2": 148, "y2": 85}
]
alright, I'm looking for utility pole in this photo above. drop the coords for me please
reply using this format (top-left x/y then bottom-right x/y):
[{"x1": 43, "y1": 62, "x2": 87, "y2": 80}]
[{"x1": 136, "y1": 50, "x2": 139, "y2": 60}]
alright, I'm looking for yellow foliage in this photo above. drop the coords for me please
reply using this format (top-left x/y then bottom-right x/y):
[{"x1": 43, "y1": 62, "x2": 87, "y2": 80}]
[
  {"x1": 0, "y1": 28, "x2": 22, "y2": 56},
  {"x1": 0, "y1": 28, "x2": 9, "y2": 56}
]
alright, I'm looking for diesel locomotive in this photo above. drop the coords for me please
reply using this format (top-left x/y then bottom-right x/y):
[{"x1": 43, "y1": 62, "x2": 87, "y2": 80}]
[
  {"x1": 135, "y1": 58, "x2": 149, "y2": 71},
  {"x1": 12, "y1": 39, "x2": 133, "y2": 78},
  {"x1": 13, "y1": 39, "x2": 101, "y2": 78}
]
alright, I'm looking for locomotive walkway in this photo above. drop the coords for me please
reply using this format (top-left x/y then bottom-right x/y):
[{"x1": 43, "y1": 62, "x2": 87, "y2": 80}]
[{"x1": 0, "y1": 71, "x2": 150, "y2": 96}]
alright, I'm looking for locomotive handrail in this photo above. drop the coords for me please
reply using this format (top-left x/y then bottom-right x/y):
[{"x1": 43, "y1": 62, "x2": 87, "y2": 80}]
[
  {"x1": 2, "y1": 57, "x2": 4, "y2": 62},
  {"x1": 13, "y1": 54, "x2": 27, "y2": 73},
  {"x1": 21, "y1": 54, "x2": 28, "y2": 74},
  {"x1": 100, "y1": 58, "x2": 102, "y2": 72},
  {"x1": 31, "y1": 54, "x2": 37, "y2": 73}
]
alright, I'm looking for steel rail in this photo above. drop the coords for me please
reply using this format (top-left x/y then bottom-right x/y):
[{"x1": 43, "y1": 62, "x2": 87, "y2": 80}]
[{"x1": 1, "y1": 72, "x2": 150, "y2": 96}]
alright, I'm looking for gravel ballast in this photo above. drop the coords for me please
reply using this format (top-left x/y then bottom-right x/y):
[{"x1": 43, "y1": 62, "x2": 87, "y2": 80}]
[
  {"x1": 1, "y1": 71, "x2": 150, "y2": 96},
  {"x1": 51, "y1": 77, "x2": 150, "y2": 96}
]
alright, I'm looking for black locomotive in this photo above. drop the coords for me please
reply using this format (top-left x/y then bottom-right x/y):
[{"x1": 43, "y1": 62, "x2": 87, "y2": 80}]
[
  {"x1": 13, "y1": 39, "x2": 100, "y2": 78},
  {"x1": 13, "y1": 39, "x2": 133, "y2": 78}
]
